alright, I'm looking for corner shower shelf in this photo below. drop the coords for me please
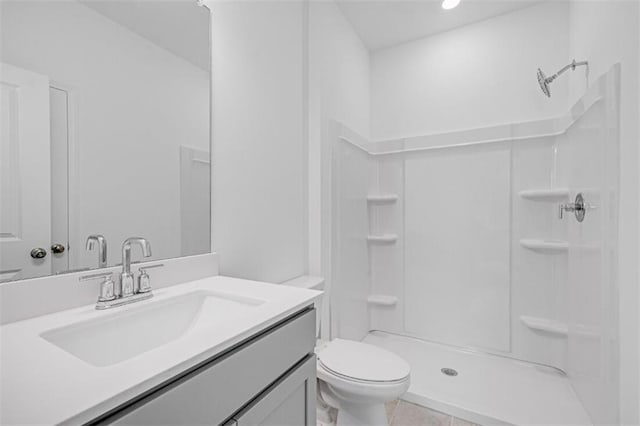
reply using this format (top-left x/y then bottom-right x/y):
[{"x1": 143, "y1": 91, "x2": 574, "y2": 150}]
[
  {"x1": 519, "y1": 188, "x2": 570, "y2": 202},
  {"x1": 520, "y1": 316, "x2": 568, "y2": 336},
  {"x1": 520, "y1": 238, "x2": 568, "y2": 253},
  {"x1": 366, "y1": 194, "x2": 398, "y2": 205},
  {"x1": 367, "y1": 234, "x2": 398, "y2": 245},
  {"x1": 367, "y1": 295, "x2": 398, "y2": 307}
]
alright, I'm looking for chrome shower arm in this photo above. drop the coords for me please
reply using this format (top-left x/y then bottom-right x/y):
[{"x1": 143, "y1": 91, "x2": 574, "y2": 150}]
[
  {"x1": 538, "y1": 59, "x2": 589, "y2": 98},
  {"x1": 554, "y1": 59, "x2": 589, "y2": 78}
]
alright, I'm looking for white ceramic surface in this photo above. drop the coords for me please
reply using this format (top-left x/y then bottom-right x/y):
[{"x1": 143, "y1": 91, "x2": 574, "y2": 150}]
[
  {"x1": 317, "y1": 339, "x2": 409, "y2": 383},
  {"x1": 0, "y1": 276, "x2": 320, "y2": 425},
  {"x1": 364, "y1": 331, "x2": 591, "y2": 426},
  {"x1": 318, "y1": 367, "x2": 409, "y2": 426},
  {"x1": 41, "y1": 290, "x2": 264, "y2": 367},
  {"x1": 317, "y1": 348, "x2": 410, "y2": 426}
]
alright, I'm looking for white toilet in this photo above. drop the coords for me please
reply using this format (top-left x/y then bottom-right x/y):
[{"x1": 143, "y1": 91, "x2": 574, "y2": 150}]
[{"x1": 283, "y1": 276, "x2": 410, "y2": 426}]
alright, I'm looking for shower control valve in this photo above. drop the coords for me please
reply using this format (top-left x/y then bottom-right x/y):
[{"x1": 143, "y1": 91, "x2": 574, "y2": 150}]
[{"x1": 559, "y1": 193, "x2": 586, "y2": 222}]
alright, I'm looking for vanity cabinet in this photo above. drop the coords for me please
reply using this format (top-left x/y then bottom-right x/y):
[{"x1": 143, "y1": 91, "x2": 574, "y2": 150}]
[
  {"x1": 93, "y1": 307, "x2": 316, "y2": 426},
  {"x1": 225, "y1": 355, "x2": 316, "y2": 426}
]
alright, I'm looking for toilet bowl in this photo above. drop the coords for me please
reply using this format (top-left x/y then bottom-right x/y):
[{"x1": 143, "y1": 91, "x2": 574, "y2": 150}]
[
  {"x1": 316, "y1": 339, "x2": 410, "y2": 426},
  {"x1": 281, "y1": 276, "x2": 411, "y2": 426}
]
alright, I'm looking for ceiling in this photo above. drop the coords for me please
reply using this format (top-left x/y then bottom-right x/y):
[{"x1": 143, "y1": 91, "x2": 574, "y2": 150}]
[
  {"x1": 82, "y1": 1, "x2": 210, "y2": 71},
  {"x1": 335, "y1": 0, "x2": 543, "y2": 51},
  {"x1": 81, "y1": 0, "x2": 541, "y2": 67}
]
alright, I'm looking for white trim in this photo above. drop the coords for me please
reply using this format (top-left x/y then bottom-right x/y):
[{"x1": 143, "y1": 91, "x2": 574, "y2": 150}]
[
  {"x1": 49, "y1": 81, "x2": 80, "y2": 271},
  {"x1": 337, "y1": 92, "x2": 603, "y2": 156}
]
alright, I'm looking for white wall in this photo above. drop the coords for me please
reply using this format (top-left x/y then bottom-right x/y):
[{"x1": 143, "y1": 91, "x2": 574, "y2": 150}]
[
  {"x1": 211, "y1": 1, "x2": 307, "y2": 283},
  {"x1": 567, "y1": 1, "x2": 640, "y2": 423},
  {"x1": 209, "y1": 1, "x2": 370, "y2": 284},
  {"x1": 307, "y1": 1, "x2": 371, "y2": 277},
  {"x1": 370, "y1": 2, "x2": 570, "y2": 140},
  {"x1": 1, "y1": 1, "x2": 209, "y2": 269}
]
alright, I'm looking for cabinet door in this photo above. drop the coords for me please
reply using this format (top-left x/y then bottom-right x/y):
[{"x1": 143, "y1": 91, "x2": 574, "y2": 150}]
[{"x1": 234, "y1": 355, "x2": 316, "y2": 426}]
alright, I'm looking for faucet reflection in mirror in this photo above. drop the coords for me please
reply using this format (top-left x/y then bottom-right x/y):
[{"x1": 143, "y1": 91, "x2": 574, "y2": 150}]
[
  {"x1": 79, "y1": 237, "x2": 164, "y2": 310},
  {"x1": 85, "y1": 235, "x2": 107, "y2": 268},
  {"x1": 0, "y1": 0, "x2": 210, "y2": 283}
]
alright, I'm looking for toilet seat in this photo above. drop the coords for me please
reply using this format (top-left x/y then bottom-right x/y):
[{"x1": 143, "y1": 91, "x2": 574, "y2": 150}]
[
  {"x1": 317, "y1": 361, "x2": 410, "y2": 406},
  {"x1": 317, "y1": 339, "x2": 410, "y2": 384}
]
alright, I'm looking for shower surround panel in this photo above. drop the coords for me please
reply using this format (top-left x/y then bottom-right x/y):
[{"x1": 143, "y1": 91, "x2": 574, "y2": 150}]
[
  {"x1": 330, "y1": 65, "x2": 620, "y2": 425},
  {"x1": 404, "y1": 147, "x2": 511, "y2": 352},
  {"x1": 349, "y1": 134, "x2": 566, "y2": 368}
]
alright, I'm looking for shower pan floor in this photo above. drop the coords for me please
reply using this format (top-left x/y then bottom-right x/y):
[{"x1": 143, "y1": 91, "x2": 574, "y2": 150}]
[{"x1": 362, "y1": 331, "x2": 591, "y2": 426}]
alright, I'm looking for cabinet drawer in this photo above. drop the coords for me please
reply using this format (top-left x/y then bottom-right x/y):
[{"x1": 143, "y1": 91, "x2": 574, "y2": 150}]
[
  {"x1": 100, "y1": 307, "x2": 315, "y2": 425},
  {"x1": 233, "y1": 355, "x2": 316, "y2": 426}
]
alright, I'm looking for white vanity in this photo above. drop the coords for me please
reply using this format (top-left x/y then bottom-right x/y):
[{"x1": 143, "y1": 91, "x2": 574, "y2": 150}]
[{"x1": 0, "y1": 258, "x2": 321, "y2": 425}]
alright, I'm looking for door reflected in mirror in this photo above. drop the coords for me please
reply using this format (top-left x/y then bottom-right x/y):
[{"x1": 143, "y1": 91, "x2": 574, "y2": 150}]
[{"x1": 0, "y1": 0, "x2": 211, "y2": 282}]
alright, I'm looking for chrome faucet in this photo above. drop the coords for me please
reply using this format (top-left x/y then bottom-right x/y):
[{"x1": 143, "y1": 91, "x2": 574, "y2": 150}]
[
  {"x1": 80, "y1": 237, "x2": 157, "y2": 309},
  {"x1": 85, "y1": 234, "x2": 108, "y2": 268},
  {"x1": 120, "y1": 237, "x2": 152, "y2": 297}
]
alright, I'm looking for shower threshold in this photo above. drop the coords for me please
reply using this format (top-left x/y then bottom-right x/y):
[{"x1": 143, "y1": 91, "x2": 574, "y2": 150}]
[{"x1": 362, "y1": 331, "x2": 592, "y2": 426}]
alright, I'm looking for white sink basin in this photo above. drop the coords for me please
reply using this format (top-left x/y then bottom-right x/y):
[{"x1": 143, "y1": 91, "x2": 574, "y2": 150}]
[{"x1": 41, "y1": 290, "x2": 265, "y2": 367}]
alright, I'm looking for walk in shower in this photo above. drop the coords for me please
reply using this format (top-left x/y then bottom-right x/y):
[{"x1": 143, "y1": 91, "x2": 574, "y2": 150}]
[{"x1": 329, "y1": 67, "x2": 620, "y2": 425}]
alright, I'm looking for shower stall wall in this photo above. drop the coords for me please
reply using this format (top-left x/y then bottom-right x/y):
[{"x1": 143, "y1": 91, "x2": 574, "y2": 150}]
[{"x1": 329, "y1": 66, "x2": 620, "y2": 425}]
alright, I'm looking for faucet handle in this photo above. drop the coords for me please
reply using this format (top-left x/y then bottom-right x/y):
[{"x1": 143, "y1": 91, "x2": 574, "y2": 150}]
[
  {"x1": 79, "y1": 271, "x2": 113, "y2": 282},
  {"x1": 139, "y1": 263, "x2": 164, "y2": 272},
  {"x1": 80, "y1": 272, "x2": 116, "y2": 302},
  {"x1": 137, "y1": 263, "x2": 164, "y2": 293}
]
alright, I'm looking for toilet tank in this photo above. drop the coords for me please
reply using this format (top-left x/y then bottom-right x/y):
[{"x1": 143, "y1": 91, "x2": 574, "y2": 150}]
[{"x1": 281, "y1": 275, "x2": 325, "y2": 339}]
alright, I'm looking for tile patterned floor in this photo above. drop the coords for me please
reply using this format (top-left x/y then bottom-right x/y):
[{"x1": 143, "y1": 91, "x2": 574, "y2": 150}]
[{"x1": 386, "y1": 400, "x2": 480, "y2": 426}]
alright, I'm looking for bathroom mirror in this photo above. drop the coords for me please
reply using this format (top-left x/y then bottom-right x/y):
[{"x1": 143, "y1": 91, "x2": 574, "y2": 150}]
[{"x1": 0, "y1": 0, "x2": 211, "y2": 282}]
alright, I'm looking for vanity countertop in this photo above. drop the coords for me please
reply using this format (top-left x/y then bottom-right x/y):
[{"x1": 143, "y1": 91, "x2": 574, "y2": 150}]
[{"x1": 0, "y1": 276, "x2": 321, "y2": 425}]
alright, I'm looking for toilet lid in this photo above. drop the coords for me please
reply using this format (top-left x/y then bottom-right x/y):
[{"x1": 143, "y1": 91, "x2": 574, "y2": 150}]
[{"x1": 317, "y1": 339, "x2": 410, "y2": 383}]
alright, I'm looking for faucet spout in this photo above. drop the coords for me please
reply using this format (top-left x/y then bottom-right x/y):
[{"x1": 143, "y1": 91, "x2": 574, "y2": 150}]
[
  {"x1": 86, "y1": 235, "x2": 107, "y2": 268},
  {"x1": 121, "y1": 237, "x2": 152, "y2": 275}
]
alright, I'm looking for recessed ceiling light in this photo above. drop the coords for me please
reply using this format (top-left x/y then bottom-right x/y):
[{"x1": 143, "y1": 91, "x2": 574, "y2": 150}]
[{"x1": 442, "y1": 0, "x2": 461, "y2": 10}]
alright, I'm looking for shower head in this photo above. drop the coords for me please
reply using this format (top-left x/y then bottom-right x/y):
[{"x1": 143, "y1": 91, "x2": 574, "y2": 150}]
[
  {"x1": 537, "y1": 59, "x2": 589, "y2": 98},
  {"x1": 537, "y1": 68, "x2": 552, "y2": 98}
]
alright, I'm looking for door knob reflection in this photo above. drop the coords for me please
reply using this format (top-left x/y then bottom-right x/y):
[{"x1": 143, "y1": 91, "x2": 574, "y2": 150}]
[
  {"x1": 51, "y1": 244, "x2": 65, "y2": 254},
  {"x1": 30, "y1": 248, "x2": 47, "y2": 259}
]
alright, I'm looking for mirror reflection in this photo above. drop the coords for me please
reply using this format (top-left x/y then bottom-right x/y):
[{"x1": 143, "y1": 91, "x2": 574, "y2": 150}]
[{"x1": 0, "y1": 0, "x2": 211, "y2": 282}]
